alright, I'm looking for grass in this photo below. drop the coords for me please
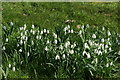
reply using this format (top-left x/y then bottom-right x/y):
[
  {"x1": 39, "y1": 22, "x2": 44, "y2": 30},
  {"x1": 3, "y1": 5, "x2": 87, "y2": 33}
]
[{"x1": 2, "y1": 2, "x2": 119, "y2": 31}]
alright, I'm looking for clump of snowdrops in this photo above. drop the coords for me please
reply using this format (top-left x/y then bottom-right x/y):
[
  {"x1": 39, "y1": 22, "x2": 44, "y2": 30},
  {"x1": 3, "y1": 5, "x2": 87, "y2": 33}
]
[{"x1": 1, "y1": 22, "x2": 120, "y2": 79}]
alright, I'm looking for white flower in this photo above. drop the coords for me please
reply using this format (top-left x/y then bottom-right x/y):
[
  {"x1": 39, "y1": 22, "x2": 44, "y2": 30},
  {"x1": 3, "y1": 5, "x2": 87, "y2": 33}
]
[
  {"x1": 105, "y1": 44, "x2": 108, "y2": 49},
  {"x1": 67, "y1": 25, "x2": 70, "y2": 29},
  {"x1": 55, "y1": 55, "x2": 60, "y2": 60},
  {"x1": 44, "y1": 29, "x2": 47, "y2": 33},
  {"x1": 3, "y1": 46, "x2": 6, "y2": 50},
  {"x1": 32, "y1": 30, "x2": 35, "y2": 35},
  {"x1": 39, "y1": 35, "x2": 42, "y2": 39},
  {"x1": 46, "y1": 40, "x2": 50, "y2": 44},
  {"x1": 19, "y1": 49, "x2": 22, "y2": 52},
  {"x1": 63, "y1": 54, "x2": 65, "y2": 59},
  {"x1": 109, "y1": 47, "x2": 112, "y2": 51},
  {"x1": 101, "y1": 38, "x2": 104, "y2": 43},
  {"x1": 105, "y1": 49, "x2": 107, "y2": 53},
  {"x1": 106, "y1": 63, "x2": 109, "y2": 67},
  {"x1": 118, "y1": 51, "x2": 120, "y2": 55},
  {"x1": 21, "y1": 32, "x2": 23, "y2": 36},
  {"x1": 31, "y1": 41, "x2": 34, "y2": 45},
  {"x1": 45, "y1": 46, "x2": 49, "y2": 51},
  {"x1": 71, "y1": 29, "x2": 74, "y2": 33},
  {"x1": 79, "y1": 30, "x2": 82, "y2": 35},
  {"x1": 10, "y1": 22, "x2": 13, "y2": 26},
  {"x1": 47, "y1": 30, "x2": 49, "y2": 34},
  {"x1": 81, "y1": 25, "x2": 84, "y2": 29},
  {"x1": 69, "y1": 50, "x2": 74, "y2": 54},
  {"x1": 107, "y1": 38, "x2": 110, "y2": 41},
  {"x1": 25, "y1": 31, "x2": 27, "y2": 35},
  {"x1": 27, "y1": 52, "x2": 30, "y2": 56},
  {"x1": 82, "y1": 50, "x2": 87, "y2": 56},
  {"x1": 54, "y1": 40, "x2": 57, "y2": 44},
  {"x1": 6, "y1": 38, "x2": 8, "y2": 42},
  {"x1": 41, "y1": 30, "x2": 43, "y2": 34},
  {"x1": 20, "y1": 27, "x2": 23, "y2": 31},
  {"x1": 32, "y1": 24, "x2": 35, "y2": 29},
  {"x1": 25, "y1": 37, "x2": 28, "y2": 41},
  {"x1": 88, "y1": 40, "x2": 93, "y2": 46},
  {"x1": 68, "y1": 30, "x2": 70, "y2": 33},
  {"x1": 102, "y1": 27, "x2": 105, "y2": 31},
  {"x1": 12, "y1": 67, "x2": 15, "y2": 71},
  {"x1": 86, "y1": 53, "x2": 91, "y2": 58},
  {"x1": 63, "y1": 27, "x2": 67, "y2": 32},
  {"x1": 3, "y1": 26, "x2": 6, "y2": 30},
  {"x1": 9, "y1": 64, "x2": 11, "y2": 68},
  {"x1": 98, "y1": 50, "x2": 102, "y2": 55},
  {"x1": 36, "y1": 35, "x2": 39, "y2": 39},
  {"x1": 59, "y1": 45, "x2": 63, "y2": 50},
  {"x1": 17, "y1": 44, "x2": 19, "y2": 47},
  {"x1": 71, "y1": 45, "x2": 74, "y2": 48},
  {"x1": 65, "y1": 41, "x2": 70, "y2": 48},
  {"x1": 92, "y1": 34, "x2": 96, "y2": 38},
  {"x1": 84, "y1": 43, "x2": 90, "y2": 49},
  {"x1": 20, "y1": 40, "x2": 23, "y2": 44},
  {"x1": 30, "y1": 29, "x2": 33, "y2": 33},
  {"x1": 22, "y1": 35, "x2": 25, "y2": 40},
  {"x1": 110, "y1": 62, "x2": 113, "y2": 66},
  {"x1": 53, "y1": 33, "x2": 57, "y2": 38},
  {"x1": 95, "y1": 58, "x2": 98, "y2": 63},
  {"x1": 108, "y1": 30, "x2": 111, "y2": 36},
  {"x1": 24, "y1": 24, "x2": 27, "y2": 30}
]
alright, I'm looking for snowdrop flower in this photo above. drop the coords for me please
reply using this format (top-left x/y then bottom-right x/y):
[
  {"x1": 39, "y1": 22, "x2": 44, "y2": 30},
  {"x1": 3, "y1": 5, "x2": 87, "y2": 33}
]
[
  {"x1": 63, "y1": 54, "x2": 65, "y2": 59},
  {"x1": 71, "y1": 45, "x2": 74, "y2": 49},
  {"x1": 68, "y1": 30, "x2": 70, "y2": 33},
  {"x1": 109, "y1": 47, "x2": 112, "y2": 51},
  {"x1": 27, "y1": 52, "x2": 30, "y2": 56},
  {"x1": 84, "y1": 43, "x2": 90, "y2": 50},
  {"x1": 64, "y1": 41, "x2": 70, "y2": 48},
  {"x1": 6, "y1": 38, "x2": 8, "y2": 42},
  {"x1": 55, "y1": 55, "x2": 60, "y2": 60},
  {"x1": 105, "y1": 49, "x2": 107, "y2": 53},
  {"x1": 67, "y1": 25, "x2": 70, "y2": 29},
  {"x1": 73, "y1": 43, "x2": 76, "y2": 47},
  {"x1": 32, "y1": 24, "x2": 35, "y2": 29},
  {"x1": 46, "y1": 40, "x2": 50, "y2": 44},
  {"x1": 39, "y1": 35, "x2": 42, "y2": 39},
  {"x1": 25, "y1": 31, "x2": 27, "y2": 35},
  {"x1": 101, "y1": 38, "x2": 104, "y2": 43},
  {"x1": 44, "y1": 29, "x2": 47, "y2": 33},
  {"x1": 9, "y1": 64, "x2": 11, "y2": 68},
  {"x1": 10, "y1": 22, "x2": 13, "y2": 26},
  {"x1": 118, "y1": 51, "x2": 120, "y2": 55},
  {"x1": 3, "y1": 26, "x2": 6, "y2": 30},
  {"x1": 59, "y1": 45, "x2": 63, "y2": 50},
  {"x1": 88, "y1": 40, "x2": 93, "y2": 46},
  {"x1": 98, "y1": 50, "x2": 102, "y2": 55},
  {"x1": 54, "y1": 40, "x2": 57, "y2": 44},
  {"x1": 45, "y1": 46, "x2": 49, "y2": 51},
  {"x1": 31, "y1": 41, "x2": 34, "y2": 45},
  {"x1": 92, "y1": 34, "x2": 96, "y2": 38},
  {"x1": 32, "y1": 30, "x2": 35, "y2": 35},
  {"x1": 86, "y1": 53, "x2": 91, "y2": 58},
  {"x1": 36, "y1": 35, "x2": 39, "y2": 39},
  {"x1": 110, "y1": 62, "x2": 113, "y2": 66},
  {"x1": 108, "y1": 30, "x2": 111, "y2": 36},
  {"x1": 19, "y1": 49, "x2": 22, "y2": 52},
  {"x1": 41, "y1": 30, "x2": 43, "y2": 34},
  {"x1": 71, "y1": 29, "x2": 74, "y2": 33},
  {"x1": 86, "y1": 24, "x2": 89, "y2": 28},
  {"x1": 107, "y1": 38, "x2": 110, "y2": 41},
  {"x1": 63, "y1": 27, "x2": 67, "y2": 32},
  {"x1": 95, "y1": 58, "x2": 98, "y2": 64},
  {"x1": 22, "y1": 35, "x2": 25, "y2": 40},
  {"x1": 82, "y1": 50, "x2": 87, "y2": 56},
  {"x1": 20, "y1": 27, "x2": 23, "y2": 31},
  {"x1": 79, "y1": 30, "x2": 82, "y2": 35},
  {"x1": 12, "y1": 67, "x2": 15, "y2": 71},
  {"x1": 47, "y1": 30, "x2": 49, "y2": 34},
  {"x1": 81, "y1": 25, "x2": 84, "y2": 29},
  {"x1": 69, "y1": 50, "x2": 74, "y2": 54},
  {"x1": 105, "y1": 44, "x2": 109, "y2": 49},
  {"x1": 17, "y1": 44, "x2": 19, "y2": 47},
  {"x1": 102, "y1": 27, "x2": 105, "y2": 31},
  {"x1": 53, "y1": 33, "x2": 57, "y2": 38},
  {"x1": 21, "y1": 32, "x2": 23, "y2": 36},
  {"x1": 20, "y1": 40, "x2": 23, "y2": 44},
  {"x1": 3, "y1": 46, "x2": 6, "y2": 50},
  {"x1": 24, "y1": 24, "x2": 27, "y2": 30},
  {"x1": 25, "y1": 37, "x2": 28, "y2": 41},
  {"x1": 30, "y1": 29, "x2": 33, "y2": 33},
  {"x1": 106, "y1": 63, "x2": 109, "y2": 67}
]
